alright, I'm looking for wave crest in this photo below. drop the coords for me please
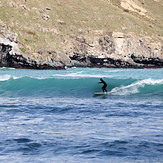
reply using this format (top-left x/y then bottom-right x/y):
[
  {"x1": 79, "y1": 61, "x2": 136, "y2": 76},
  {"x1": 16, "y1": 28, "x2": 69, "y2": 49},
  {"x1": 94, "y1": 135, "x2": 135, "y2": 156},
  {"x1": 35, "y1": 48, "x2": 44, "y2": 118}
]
[
  {"x1": 0, "y1": 75, "x2": 11, "y2": 81},
  {"x1": 111, "y1": 78, "x2": 163, "y2": 95}
]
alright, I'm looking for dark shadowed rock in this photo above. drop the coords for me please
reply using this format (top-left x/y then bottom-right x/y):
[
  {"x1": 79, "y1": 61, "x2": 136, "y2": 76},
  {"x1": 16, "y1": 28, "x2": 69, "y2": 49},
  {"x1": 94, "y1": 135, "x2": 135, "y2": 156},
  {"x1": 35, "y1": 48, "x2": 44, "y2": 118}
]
[
  {"x1": 64, "y1": 32, "x2": 163, "y2": 68},
  {"x1": 0, "y1": 34, "x2": 65, "y2": 69}
]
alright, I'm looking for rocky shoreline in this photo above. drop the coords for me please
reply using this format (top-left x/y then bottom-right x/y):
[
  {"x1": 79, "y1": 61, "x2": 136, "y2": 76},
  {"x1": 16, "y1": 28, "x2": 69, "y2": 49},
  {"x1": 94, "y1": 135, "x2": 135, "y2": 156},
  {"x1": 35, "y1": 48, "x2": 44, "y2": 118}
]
[{"x1": 0, "y1": 31, "x2": 163, "y2": 70}]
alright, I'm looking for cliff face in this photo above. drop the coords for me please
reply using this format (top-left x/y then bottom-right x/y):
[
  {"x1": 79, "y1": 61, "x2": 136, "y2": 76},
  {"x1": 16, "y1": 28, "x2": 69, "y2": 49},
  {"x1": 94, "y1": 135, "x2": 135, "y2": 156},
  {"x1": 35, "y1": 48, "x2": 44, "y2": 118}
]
[
  {"x1": 64, "y1": 32, "x2": 163, "y2": 68},
  {"x1": 0, "y1": 0, "x2": 163, "y2": 69},
  {"x1": 0, "y1": 31, "x2": 162, "y2": 69},
  {"x1": 0, "y1": 34, "x2": 65, "y2": 69}
]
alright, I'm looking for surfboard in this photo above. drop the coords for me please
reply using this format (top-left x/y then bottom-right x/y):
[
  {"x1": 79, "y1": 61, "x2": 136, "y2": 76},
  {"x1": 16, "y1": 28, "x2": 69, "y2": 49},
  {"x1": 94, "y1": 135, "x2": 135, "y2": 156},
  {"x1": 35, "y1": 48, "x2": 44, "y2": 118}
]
[{"x1": 93, "y1": 92, "x2": 111, "y2": 95}]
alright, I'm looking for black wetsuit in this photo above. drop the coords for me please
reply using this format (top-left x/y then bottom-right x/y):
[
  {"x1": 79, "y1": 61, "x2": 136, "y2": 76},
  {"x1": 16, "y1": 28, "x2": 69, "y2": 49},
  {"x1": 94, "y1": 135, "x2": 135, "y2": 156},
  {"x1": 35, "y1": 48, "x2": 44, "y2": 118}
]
[{"x1": 98, "y1": 78, "x2": 108, "y2": 92}]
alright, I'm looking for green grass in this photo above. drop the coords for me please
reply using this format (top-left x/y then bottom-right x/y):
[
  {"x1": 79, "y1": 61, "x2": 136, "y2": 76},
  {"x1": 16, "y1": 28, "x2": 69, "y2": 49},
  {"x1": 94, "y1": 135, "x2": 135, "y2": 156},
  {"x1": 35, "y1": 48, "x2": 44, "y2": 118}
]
[
  {"x1": 0, "y1": 0, "x2": 162, "y2": 53},
  {"x1": 20, "y1": 48, "x2": 26, "y2": 53}
]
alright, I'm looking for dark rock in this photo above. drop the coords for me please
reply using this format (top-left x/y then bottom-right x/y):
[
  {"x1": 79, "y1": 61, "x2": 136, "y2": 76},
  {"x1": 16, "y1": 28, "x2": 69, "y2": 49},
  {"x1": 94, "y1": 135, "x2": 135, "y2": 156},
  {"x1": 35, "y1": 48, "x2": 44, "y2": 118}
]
[
  {"x1": 0, "y1": 30, "x2": 163, "y2": 69},
  {"x1": 0, "y1": 35, "x2": 65, "y2": 69},
  {"x1": 65, "y1": 32, "x2": 163, "y2": 68}
]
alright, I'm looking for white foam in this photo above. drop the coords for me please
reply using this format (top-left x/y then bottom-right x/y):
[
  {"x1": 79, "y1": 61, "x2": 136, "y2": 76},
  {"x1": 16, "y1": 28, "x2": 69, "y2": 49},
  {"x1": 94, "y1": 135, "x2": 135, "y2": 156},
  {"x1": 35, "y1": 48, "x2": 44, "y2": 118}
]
[
  {"x1": 0, "y1": 75, "x2": 11, "y2": 81},
  {"x1": 52, "y1": 73, "x2": 113, "y2": 79},
  {"x1": 0, "y1": 75, "x2": 27, "y2": 81},
  {"x1": 13, "y1": 76, "x2": 21, "y2": 80},
  {"x1": 0, "y1": 67, "x2": 15, "y2": 70},
  {"x1": 111, "y1": 78, "x2": 163, "y2": 95}
]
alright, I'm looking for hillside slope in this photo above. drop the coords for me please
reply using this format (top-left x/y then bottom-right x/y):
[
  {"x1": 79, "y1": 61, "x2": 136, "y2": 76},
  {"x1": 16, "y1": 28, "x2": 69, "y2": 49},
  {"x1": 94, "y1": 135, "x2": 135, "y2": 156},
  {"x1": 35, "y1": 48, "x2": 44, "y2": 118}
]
[{"x1": 0, "y1": 0, "x2": 163, "y2": 69}]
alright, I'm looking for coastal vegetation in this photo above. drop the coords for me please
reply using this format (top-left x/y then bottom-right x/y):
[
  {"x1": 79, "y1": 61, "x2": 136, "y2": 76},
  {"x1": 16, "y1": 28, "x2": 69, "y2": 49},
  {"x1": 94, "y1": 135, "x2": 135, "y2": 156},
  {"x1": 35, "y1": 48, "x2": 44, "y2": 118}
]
[{"x1": 0, "y1": 0, "x2": 162, "y2": 53}]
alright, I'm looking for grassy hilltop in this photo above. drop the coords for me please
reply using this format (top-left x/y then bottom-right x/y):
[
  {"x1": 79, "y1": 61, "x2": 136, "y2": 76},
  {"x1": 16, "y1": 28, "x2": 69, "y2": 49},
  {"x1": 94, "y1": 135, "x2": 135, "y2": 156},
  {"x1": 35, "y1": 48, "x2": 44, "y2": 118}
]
[{"x1": 0, "y1": 0, "x2": 162, "y2": 54}]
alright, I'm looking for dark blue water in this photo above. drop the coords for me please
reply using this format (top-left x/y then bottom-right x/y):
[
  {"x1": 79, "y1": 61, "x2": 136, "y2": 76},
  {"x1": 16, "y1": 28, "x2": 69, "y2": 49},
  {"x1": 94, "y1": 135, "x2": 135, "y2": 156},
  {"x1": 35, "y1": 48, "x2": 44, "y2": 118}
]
[{"x1": 0, "y1": 68, "x2": 163, "y2": 163}]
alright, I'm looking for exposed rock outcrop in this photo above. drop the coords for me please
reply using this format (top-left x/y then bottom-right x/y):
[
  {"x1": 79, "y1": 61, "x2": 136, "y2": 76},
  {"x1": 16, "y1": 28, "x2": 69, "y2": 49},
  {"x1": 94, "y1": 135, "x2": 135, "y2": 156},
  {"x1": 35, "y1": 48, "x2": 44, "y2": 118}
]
[
  {"x1": 0, "y1": 30, "x2": 162, "y2": 69},
  {"x1": 64, "y1": 32, "x2": 163, "y2": 68},
  {"x1": 0, "y1": 34, "x2": 65, "y2": 69},
  {"x1": 121, "y1": 0, "x2": 147, "y2": 16}
]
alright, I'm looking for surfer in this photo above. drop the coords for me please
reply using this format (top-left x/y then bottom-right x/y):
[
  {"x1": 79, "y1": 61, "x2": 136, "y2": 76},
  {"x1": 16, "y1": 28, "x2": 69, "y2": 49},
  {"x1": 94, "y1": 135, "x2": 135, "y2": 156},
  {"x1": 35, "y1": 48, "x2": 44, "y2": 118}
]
[{"x1": 97, "y1": 78, "x2": 108, "y2": 92}]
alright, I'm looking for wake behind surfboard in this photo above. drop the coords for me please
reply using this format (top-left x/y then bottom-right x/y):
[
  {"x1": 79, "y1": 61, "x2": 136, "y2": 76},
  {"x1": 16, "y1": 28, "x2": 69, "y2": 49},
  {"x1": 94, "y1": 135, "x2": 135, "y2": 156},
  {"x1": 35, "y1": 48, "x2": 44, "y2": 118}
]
[{"x1": 93, "y1": 92, "x2": 111, "y2": 96}]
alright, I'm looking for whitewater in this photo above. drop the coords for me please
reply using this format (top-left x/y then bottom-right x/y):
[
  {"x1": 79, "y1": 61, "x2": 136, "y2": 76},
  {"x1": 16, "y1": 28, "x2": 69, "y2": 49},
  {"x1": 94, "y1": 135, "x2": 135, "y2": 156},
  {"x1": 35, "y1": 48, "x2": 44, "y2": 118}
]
[{"x1": 0, "y1": 68, "x2": 163, "y2": 163}]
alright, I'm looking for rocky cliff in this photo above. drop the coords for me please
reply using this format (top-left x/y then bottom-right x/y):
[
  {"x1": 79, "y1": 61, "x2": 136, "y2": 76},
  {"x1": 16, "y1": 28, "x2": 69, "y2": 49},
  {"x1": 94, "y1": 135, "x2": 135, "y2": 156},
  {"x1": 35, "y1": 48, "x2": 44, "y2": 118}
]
[
  {"x1": 0, "y1": 0, "x2": 163, "y2": 69},
  {"x1": 64, "y1": 32, "x2": 163, "y2": 68},
  {"x1": 0, "y1": 30, "x2": 162, "y2": 69},
  {"x1": 0, "y1": 33, "x2": 65, "y2": 69}
]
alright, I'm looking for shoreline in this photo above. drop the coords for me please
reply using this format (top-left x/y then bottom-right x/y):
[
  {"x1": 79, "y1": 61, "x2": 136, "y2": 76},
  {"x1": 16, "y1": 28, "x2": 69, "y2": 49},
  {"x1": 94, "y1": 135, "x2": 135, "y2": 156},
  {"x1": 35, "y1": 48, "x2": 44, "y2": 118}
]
[{"x1": 0, "y1": 65, "x2": 163, "y2": 70}]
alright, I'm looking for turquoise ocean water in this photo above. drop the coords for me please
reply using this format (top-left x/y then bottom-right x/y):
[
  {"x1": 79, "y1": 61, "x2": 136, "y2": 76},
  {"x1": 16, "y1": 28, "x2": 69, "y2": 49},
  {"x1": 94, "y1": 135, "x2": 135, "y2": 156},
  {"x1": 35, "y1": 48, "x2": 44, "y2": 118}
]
[{"x1": 0, "y1": 68, "x2": 163, "y2": 163}]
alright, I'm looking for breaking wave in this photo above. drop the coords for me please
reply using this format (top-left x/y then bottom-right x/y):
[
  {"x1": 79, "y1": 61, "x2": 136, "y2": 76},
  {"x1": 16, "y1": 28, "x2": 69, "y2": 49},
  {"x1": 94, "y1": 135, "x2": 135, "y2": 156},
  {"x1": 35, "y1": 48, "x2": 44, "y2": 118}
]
[
  {"x1": 111, "y1": 78, "x2": 163, "y2": 95},
  {"x1": 0, "y1": 75, "x2": 162, "y2": 97}
]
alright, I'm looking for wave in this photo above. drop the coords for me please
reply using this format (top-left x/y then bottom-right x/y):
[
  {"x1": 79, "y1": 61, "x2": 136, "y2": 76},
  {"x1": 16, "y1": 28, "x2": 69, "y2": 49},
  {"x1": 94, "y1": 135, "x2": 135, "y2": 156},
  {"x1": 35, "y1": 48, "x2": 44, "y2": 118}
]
[
  {"x1": 0, "y1": 75, "x2": 27, "y2": 81},
  {"x1": 111, "y1": 78, "x2": 163, "y2": 95},
  {"x1": 0, "y1": 75, "x2": 11, "y2": 81},
  {"x1": 0, "y1": 73, "x2": 114, "y2": 81},
  {"x1": 0, "y1": 76, "x2": 162, "y2": 97},
  {"x1": 0, "y1": 67, "x2": 15, "y2": 71},
  {"x1": 52, "y1": 73, "x2": 113, "y2": 79}
]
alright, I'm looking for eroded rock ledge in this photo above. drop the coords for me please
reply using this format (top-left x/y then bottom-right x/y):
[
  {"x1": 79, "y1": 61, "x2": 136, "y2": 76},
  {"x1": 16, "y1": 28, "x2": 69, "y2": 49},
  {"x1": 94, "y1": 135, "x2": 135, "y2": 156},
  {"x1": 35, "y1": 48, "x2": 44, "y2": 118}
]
[
  {"x1": 64, "y1": 32, "x2": 163, "y2": 68},
  {"x1": 0, "y1": 34, "x2": 65, "y2": 69},
  {"x1": 0, "y1": 31, "x2": 163, "y2": 69}
]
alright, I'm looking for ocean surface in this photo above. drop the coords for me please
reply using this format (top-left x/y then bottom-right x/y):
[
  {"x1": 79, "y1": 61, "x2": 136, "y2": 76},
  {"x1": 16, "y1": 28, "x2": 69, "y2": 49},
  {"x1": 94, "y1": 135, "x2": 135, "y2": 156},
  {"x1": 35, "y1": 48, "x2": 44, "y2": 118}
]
[{"x1": 0, "y1": 67, "x2": 163, "y2": 163}]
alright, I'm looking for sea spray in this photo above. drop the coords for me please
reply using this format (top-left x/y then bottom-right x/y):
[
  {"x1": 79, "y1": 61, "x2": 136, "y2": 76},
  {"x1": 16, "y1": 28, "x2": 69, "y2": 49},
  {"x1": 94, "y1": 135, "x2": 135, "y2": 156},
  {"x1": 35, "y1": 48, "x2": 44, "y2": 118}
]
[{"x1": 111, "y1": 78, "x2": 163, "y2": 96}]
